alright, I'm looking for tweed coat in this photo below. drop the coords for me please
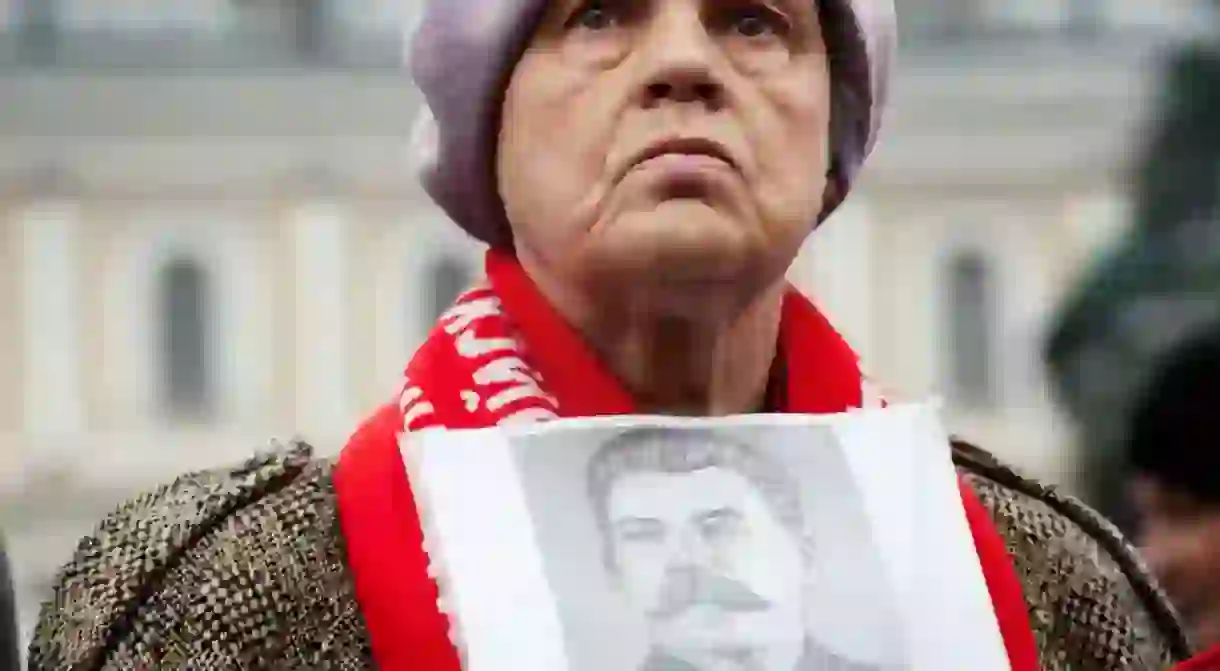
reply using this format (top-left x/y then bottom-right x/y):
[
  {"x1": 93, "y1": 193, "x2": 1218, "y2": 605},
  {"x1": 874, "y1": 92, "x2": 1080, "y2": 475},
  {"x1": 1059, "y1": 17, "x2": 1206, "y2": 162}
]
[{"x1": 1, "y1": 534, "x2": 19, "y2": 671}]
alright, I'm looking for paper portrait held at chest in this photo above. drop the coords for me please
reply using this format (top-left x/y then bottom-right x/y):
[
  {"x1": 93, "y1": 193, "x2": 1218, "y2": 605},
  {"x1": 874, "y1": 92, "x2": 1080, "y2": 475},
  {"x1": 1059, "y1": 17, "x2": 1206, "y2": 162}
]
[{"x1": 402, "y1": 404, "x2": 1009, "y2": 671}]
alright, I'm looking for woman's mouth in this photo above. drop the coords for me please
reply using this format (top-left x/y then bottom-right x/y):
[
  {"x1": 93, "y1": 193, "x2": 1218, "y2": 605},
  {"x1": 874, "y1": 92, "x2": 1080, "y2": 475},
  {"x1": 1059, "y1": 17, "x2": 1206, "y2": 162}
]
[
  {"x1": 623, "y1": 137, "x2": 738, "y2": 179},
  {"x1": 631, "y1": 152, "x2": 734, "y2": 178}
]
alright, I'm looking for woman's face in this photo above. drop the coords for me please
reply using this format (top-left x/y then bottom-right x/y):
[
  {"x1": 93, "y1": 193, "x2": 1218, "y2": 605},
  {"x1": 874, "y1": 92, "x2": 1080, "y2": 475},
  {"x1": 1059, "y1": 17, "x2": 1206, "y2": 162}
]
[
  {"x1": 497, "y1": 0, "x2": 831, "y2": 316},
  {"x1": 1132, "y1": 475, "x2": 1220, "y2": 649}
]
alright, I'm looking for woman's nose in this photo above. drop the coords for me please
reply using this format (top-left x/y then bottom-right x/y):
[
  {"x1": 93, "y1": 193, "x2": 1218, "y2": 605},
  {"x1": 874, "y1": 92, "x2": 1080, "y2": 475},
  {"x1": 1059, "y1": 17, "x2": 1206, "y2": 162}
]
[
  {"x1": 636, "y1": 8, "x2": 725, "y2": 109},
  {"x1": 645, "y1": 78, "x2": 721, "y2": 107}
]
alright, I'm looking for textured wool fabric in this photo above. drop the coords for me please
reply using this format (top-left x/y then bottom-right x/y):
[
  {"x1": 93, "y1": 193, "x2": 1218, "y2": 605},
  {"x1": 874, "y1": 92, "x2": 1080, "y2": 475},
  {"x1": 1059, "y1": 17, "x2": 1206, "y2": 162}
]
[
  {"x1": 0, "y1": 534, "x2": 18, "y2": 671},
  {"x1": 27, "y1": 440, "x2": 1191, "y2": 670},
  {"x1": 954, "y1": 442, "x2": 1190, "y2": 669},
  {"x1": 407, "y1": 0, "x2": 896, "y2": 247}
]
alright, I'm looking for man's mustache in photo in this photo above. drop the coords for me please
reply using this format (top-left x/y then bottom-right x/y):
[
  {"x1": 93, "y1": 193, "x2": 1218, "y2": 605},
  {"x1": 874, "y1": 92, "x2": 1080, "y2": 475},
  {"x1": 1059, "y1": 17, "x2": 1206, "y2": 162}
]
[{"x1": 651, "y1": 565, "x2": 772, "y2": 620}]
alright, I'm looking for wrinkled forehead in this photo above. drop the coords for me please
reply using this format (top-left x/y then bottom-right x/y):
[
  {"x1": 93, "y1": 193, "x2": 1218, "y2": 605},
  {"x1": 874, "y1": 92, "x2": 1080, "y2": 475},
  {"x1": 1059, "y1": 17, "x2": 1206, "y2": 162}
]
[
  {"x1": 407, "y1": 0, "x2": 833, "y2": 50},
  {"x1": 534, "y1": 0, "x2": 823, "y2": 20}
]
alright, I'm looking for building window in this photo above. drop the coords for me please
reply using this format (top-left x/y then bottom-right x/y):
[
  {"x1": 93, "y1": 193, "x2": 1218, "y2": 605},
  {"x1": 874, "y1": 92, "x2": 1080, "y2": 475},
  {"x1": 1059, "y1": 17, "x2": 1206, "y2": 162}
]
[
  {"x1": 55, "y1": 0, "x2": 231, "y2": 32},
  {"x1": 158, "y1": 257, "x2": 212, "y2": 420},
  {"x1": 1064, "y1": 0, "x2": 1104, "y2": 34},
  {"x1": 226, "y1": 0, "x2": 327, "y2": 56},
  {"x1": 290, "y1": 0, "x2": 327, "y2": 58},
  {"x1": 981, "y1": 0, "x2": 1068, "y2": 32},
  {"x1": 946, "y1": 252, "x2": 995, "y2": 406},
  {"x1": 981, "y1": 0, "x2": 1200, "y2": 34},
  {"x1": 14, "y1": 0, "x2": 57, "y2": 62},
  {"x1": 329, "y1": 0, "x2": 402, "y2": 34},
  {"x1": 424, "y1": 255, "x2": 472, "y2": 326},
  {"x1": 1, "y1": 0, "x2": 18, "y2": 28}
]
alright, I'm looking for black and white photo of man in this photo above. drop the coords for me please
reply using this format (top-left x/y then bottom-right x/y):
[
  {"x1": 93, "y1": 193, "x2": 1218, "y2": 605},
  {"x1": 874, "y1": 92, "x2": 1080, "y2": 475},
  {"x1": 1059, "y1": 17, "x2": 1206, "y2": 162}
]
[{"x1": 586, "y1": 427, "x2": 885, "y2": 671}]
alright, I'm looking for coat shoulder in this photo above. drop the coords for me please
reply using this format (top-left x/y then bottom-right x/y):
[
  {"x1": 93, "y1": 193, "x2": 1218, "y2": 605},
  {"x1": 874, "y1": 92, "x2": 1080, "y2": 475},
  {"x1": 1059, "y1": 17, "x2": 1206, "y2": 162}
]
[
  {"x1": 27, "y1": 441, "x2": 372, "y2": 670},
  {"x1": 1, "y1": 533, "x2": 18, "y2": 671},
  {"x1": 952, "y1": 439, "x2": 1191, "y2": 670}
]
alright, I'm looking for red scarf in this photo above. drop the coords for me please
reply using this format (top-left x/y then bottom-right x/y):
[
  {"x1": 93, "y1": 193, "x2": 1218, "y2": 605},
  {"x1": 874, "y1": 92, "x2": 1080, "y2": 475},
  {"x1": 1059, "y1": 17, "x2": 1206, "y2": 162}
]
[
  {"x1": 1177, "y1": 646, "x2": 1220, "y2": 671},
  {"x1": 335, "y1": 249, "x2": 1039, "y2": 671}
]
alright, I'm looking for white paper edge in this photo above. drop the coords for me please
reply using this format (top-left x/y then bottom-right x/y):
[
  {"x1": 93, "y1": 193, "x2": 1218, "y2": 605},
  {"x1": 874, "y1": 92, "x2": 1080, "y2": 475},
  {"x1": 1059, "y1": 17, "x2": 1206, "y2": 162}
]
[
  {"x1": 831, "y1": 402, "x2": 1010, "y2": 670},
  {"x1": 481, "y1": 399, "x2": 943, "y2": 437},
  {"x1": 401, "y1": 428, "x2": 572, "y2": 671}
]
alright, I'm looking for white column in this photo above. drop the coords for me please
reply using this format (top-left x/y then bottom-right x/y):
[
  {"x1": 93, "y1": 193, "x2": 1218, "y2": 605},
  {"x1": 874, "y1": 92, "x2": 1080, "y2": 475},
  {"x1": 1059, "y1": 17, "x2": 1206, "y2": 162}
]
[
  {"x1": 292, "y1": 202, "x2": 352, "y2": 439},
  {"x1": 218, "y1": 220, "x2": 276, "y2": 427},
  {"x1": 20, "y1": 201, "x2": 85, "y2": 438},
  {"x1": 374, "y1": 218, "x2": 416, "y2": 393}
]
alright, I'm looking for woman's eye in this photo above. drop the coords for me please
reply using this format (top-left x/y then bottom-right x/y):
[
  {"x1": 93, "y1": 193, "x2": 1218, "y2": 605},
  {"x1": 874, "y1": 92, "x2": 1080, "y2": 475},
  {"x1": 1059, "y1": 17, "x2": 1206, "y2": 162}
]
[
  {"x1": 729, "y1": 6, "x2": 788, "y2": 38},
  {"x1": 571, "y1": 1, "x2": 617, "y2": 31}
]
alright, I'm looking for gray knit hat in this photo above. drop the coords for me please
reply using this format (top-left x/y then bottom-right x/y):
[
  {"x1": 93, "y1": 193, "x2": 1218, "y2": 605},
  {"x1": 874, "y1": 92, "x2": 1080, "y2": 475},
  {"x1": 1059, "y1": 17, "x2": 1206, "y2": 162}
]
[{"x1": 408, "y1": 0, "x2": 896, "y2": 248}]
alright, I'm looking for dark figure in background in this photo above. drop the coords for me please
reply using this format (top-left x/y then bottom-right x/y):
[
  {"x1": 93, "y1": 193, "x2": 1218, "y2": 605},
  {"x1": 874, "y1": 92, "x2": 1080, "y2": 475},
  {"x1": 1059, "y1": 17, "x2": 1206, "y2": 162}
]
[
  {"x1": 1046, "y1": 40, "x2": 1220, "y2": 532},
  {"x1": 1045, "y1": 31, "x2": 1220, "y2": 653},
  {"x1": 1126, "y1": 326, "x2": 1220, "y2": 650},
  {"x1": 1, "y1": 534, "x2": 20, "y2": 671},
  {"x1": 1129, "y1": 40, "x2": 1220, "y2": 241}
]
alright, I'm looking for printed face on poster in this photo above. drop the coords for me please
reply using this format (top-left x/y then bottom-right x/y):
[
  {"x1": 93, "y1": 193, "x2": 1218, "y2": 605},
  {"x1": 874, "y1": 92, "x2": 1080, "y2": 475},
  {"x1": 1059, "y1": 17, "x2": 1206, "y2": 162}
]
[{"x1": 404, "y1": 404, "x2": 1009, "y2": 671}]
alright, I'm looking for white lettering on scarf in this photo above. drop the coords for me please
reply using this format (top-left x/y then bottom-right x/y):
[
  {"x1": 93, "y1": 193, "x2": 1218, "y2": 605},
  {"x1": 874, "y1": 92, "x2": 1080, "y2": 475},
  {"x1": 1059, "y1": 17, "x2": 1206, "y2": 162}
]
[
  {"x1": 440, "y1": 295, "x2": 501, "y2": 335},
  {"x1": 400, "y1": 286, "x2": 561, "y2": 433},
  {"x1": 473, "y1": 357, "x2": 558, "y2": 412},
  {"x1": 399, "y1": 383, "x2": 436, "y2": 429},
  {"x1": 455, "y1": 329, "x2": 517, "y2": 358}
]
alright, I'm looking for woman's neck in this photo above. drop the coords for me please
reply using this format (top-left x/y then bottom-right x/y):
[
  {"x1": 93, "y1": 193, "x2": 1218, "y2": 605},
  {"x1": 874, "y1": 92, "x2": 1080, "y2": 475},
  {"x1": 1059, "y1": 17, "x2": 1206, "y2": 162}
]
[
  {"x1": 520, "y1": 253, "x2": 787, "y2": 416},
  {"x1": 604, "y1": 296, "x2": 784, "y2": 415}
]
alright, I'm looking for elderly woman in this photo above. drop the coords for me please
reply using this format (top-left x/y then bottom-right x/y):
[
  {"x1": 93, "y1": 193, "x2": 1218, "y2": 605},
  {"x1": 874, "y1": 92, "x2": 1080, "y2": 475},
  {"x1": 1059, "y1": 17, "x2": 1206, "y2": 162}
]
[{"x1": 29, "y1": 0, "x2": 1190, "y2": 669}]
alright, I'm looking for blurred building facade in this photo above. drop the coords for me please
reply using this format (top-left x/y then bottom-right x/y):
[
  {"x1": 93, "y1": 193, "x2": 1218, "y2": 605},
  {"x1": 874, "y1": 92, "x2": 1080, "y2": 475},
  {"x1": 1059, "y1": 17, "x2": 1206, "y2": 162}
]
[
  {"x1": 789, "y1": 0, "x2": 1206, "y2": 484},
  {"x1": 0, "y1": 0, "x2": 1211, "y2": 652}
]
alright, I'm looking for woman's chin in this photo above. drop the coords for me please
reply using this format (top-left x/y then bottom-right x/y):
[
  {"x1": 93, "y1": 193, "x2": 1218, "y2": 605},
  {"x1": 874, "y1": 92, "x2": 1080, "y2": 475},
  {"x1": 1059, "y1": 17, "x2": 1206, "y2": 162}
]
[{"x1": 591, "y1": 207, "x2": 766, "y2": 270}]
